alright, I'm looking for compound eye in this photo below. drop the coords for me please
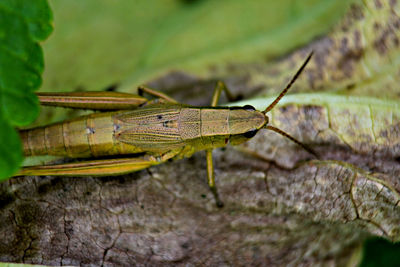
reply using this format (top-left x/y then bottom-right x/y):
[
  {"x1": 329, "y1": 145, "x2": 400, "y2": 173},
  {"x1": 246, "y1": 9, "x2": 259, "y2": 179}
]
[
  {"x1": 243, "y1": 105, "x2": 256, "y2": 111},
  {"x1": 243, "y1": 128, "x2": 258, "y2": 138}
]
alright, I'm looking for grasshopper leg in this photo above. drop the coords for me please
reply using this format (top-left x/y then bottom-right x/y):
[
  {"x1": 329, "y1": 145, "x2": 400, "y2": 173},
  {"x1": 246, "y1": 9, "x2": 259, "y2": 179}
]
[
  {"x1": 206, "y1": 149, "x2": 224, "y2": 208},
  {"x1": 138, "y1": 86, "x2": 178, "y2": 103},
  {"x1": 16, "y1": 151, "x2": 179, "y2": 177},
  {"x1": 210, "y1": 81, "x2": 237, "y2": 107},
  {"x1": 37, "y1": 91, "x2": 148, "y2": 110}
]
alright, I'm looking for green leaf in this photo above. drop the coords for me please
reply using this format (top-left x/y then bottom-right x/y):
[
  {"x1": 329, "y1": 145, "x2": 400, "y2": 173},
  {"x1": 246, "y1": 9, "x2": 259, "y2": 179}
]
[
  {"x1": 0, "y1": 0, "x2": 53, "y2": 180},
  {"x1": 0, "y1": 115, "x2": 22, "y2": 179},
  {"x1": 360, "y1": 238, "x2": 400, "y2": 267}
]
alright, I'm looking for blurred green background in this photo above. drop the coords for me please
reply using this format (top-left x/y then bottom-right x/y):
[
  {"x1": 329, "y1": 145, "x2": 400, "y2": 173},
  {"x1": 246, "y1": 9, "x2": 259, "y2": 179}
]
[
  {"x1": 42, "y1": 0, "x2": 350, "y2": 93},
  {"x1": 360, "y1": 238, "x2": 400, "y2": 267}
]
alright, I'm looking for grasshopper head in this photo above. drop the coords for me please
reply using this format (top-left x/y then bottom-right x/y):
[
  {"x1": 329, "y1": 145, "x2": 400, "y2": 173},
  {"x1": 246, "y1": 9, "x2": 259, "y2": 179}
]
[
  {"x1": 226, "y1": 52, "x2": 316, "y2": 155},
  {"x1": 227, "y1": 105, "x2": 269, "y2": 145}
]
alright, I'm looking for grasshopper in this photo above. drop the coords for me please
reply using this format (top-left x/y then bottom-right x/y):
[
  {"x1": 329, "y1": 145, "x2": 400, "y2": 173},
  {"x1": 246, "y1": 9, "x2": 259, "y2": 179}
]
[{"x1": 17, "y1": 52, "x2": 314, "y2": 207}]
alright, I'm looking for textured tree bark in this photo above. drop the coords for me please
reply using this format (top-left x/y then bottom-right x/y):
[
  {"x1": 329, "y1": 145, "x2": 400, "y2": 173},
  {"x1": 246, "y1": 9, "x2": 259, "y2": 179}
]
[
  {"x1": 1, "y1": 0, "x2": 400, "y2": 266},
  {"x1": 0, "y1": 143, "x2": 399, "y2": 266}
]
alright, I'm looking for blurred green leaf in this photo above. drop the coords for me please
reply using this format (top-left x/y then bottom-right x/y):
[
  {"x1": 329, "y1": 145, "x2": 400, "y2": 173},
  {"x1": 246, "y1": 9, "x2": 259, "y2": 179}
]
[
  {"x1": 0, "y1": 0, "x2": 52, "y2": 179},
  {"x1": 360, "y1": 238, "x2": 400, "y2": 267},
  {"x1": 0, "y1": 117, "x2": 22, "y2": 180},
  {"x1": 42, "y1": 0, "x2": 353, "y2": 93}
]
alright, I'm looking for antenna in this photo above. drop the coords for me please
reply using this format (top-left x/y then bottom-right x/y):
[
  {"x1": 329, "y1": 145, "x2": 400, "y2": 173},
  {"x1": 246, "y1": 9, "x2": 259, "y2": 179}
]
[
  {"x1": 263, "y1": 52, "x2": 317, "y2": 157},
  {"x1": 266, "y1": 126, "x2": 317, "y2": 157},
  {"x1": 263, "y1": 51, "x2": 313, "y2": 114}
]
